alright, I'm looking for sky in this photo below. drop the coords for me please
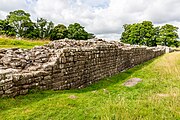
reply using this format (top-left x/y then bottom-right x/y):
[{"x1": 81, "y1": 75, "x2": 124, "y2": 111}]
[{"x1": 0, "y1": 0, "x2": 180, "y2": 40}]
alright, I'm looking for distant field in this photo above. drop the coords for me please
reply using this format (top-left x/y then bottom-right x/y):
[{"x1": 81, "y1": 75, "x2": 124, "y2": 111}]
[
  {"x1": 0, "y1": 37, "x2": 49, "y2": 49},
  {"x1": 0, "y1": 52, "x2": 179, "y2": 120},
  {"x1": 176, "y1": 47, "x2": 180, "y2": 50}
]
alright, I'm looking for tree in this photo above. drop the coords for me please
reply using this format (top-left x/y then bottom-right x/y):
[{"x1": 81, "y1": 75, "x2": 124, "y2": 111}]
[
  {"x1": 50, "y1": 24, "x2": 68, "y2": 40},
  {"x1": 45, "y1": 21, "x2": 54, "y2": 38},
  {"x1": 87, "y1": 33, "x2": 95, "y2": 39},
  {"x1": 121, "y1": 21, "x2": 157, "y2": 46},
  {"x1": 120, "y1": 24, "x2": 131, "y2": 44},
  {"x1": 140, "y1": 21, "x2": 156, "y2": 46},
  {"x1": 6, "y1": 10, "x2": 31, "y2": 37},
  {"x1": 172, "y1": 40, "x2": 180, "y2": 47},
  {"x1": 23, "y1": 22, "x2": 39, "y2": 39},
  {"x1": 2, "y1": 10, "x2": 95, "y2": 40},
  {"x1": 67, "y1": 23, "x2": 89, "y2": 40},
  {"x1": 152, "y1": 26, "x2": 160, "y2": 46},
  {"x1": 50, "y1": 23, "x2": 94, "y2": 40},
  {"x1": 0, "y1": 19, "x2": 16, "y2": 36},
  {"x1": 36, "y1": 18, "x2": 54, "y2": 39},
  {"x1": 120, "y1": 21, "x2": 180, "y2": 47},
  {"x1": 36, "y1": 18, "x2": 47, "y2": 39},
  {"x1": 158, "y1": 24, "x2": 179, "y2": 47}
]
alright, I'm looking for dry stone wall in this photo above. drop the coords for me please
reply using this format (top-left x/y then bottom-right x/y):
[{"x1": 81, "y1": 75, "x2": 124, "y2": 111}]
[{"x1": 0, "y1": 39, "x2": 165, "y2": 97}]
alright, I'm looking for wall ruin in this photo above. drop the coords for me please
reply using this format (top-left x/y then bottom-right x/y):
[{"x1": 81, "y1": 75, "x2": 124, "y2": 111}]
[{"x1": 0, "y1": 39, "x2": 165, "y2": 97}]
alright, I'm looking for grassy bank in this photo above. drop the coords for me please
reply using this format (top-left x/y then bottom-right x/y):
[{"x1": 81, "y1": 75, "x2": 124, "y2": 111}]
[
  {"x1": 0, "y1": 52, "x2": 180, "y2": 120},
  {"x1": 0, "y1": 37, "x2": 49, "y2": 49}
]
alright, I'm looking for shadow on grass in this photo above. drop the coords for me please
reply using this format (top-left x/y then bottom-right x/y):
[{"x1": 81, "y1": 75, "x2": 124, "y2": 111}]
[{"x1": 0, "y1": 57, "x2": 158, "y2": 111}]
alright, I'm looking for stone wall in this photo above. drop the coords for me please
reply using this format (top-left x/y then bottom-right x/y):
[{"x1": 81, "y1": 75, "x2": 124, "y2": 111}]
[{"x1": 0, "y1": 39, "x2": 165, "y2": 97}]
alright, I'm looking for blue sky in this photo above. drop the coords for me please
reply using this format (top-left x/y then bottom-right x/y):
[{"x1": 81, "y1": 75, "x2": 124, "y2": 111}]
[{"x1": 0, "y1": 0, "x2": 180, "y2": 40}]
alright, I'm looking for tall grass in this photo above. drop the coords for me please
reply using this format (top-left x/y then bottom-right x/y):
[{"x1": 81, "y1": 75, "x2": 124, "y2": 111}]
[{"x1": 99, "y1": 52, "x2": 180, "y2": 120}]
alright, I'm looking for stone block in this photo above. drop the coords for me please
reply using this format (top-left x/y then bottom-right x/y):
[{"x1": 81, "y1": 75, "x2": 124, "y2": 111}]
[{"x1": 20, "y1": 89, "x2": 28, "y2": 95}]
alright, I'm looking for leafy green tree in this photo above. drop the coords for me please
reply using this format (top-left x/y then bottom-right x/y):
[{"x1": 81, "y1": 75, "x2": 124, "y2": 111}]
[
  {"x1": 152, "y1": 26, "x2": 160, "y2": 46},
  {"x1": 121, "y1": 23, "x2": 143, "y2": 45},
  {"x1": 0, "y1": 19, "x2": 6, "y2": 35},
  {"x1": 120, "y1": 24, "x2": 131, "y2": 43},
  {"x1": 50, "y1": 24, "x2": 68, "y2": 40},
  {"x1": 45, "y1": 21, "x2": 54, "y2": 38},
  {"x1": 36, "y1": 18, "x2": 54, "y2": 39},
  {"x1": 50, "y1": 23, "x2": 94, "y2": 40},
  {"x1": 87, "y1": 33, "x2": 95, "y2": 39},
  {"x1": 6, "y1": 10, "x2": 31, "y2": 37},
  {"x1": 23, "y1": 22, "x2": 39, "y2": 39},
  {"x1": 172, "y1": 40, "x2": 180, "y2": 47},
  {"x1": 2, "y1": 10, "x2": 94, "y2": 40},
  {"x1": 0, "y1": 19, "x2": 16, "y2": 36},
  {"x1": 67, "y1": 23, "x2": 89, "y2": 40},
  {"x1": 36, "y1": 18, "x2": 47, "y2": 38},
  {"x1": 121, "y1": 21, "x2": 157, "y2": 46},
  {"x1": 158, "y1": 24, "x2": 179, "y2": 47},
  {"x1": 140, "y1": 21, "x2": 156, "y2": 46}
]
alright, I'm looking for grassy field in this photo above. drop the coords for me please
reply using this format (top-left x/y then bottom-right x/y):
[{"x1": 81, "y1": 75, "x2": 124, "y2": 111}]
[
  {"x1": 0, "y1": 37, "x2": 49, "y2": 49},
  {"x1": 0, "y1": 52, "x2": 180, "y2": 119}
]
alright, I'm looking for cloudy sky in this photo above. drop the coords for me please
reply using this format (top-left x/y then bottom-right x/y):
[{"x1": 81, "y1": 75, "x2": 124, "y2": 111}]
[{"x1": 0, "y1": 0, "x2": 180, "y2": 40}]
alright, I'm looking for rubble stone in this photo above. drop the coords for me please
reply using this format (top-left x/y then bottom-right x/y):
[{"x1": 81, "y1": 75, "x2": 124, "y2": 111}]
[{"x1": 0, "y1": 39, "x2": 166, "y2": 97}]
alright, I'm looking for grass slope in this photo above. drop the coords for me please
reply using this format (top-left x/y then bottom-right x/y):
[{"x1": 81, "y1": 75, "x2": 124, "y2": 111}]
[
  {"x1": 0, "y1": 52, "x2": 180, "y2": 120},
  {"x1": 0, "y1": 37, "x2": 49, "y2": 49}
]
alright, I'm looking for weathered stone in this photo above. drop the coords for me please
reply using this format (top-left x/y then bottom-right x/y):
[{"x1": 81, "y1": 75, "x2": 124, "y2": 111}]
[
  {"x1": 42, "y1": 62, "x2": 54, "y2": 71},
  {"x1": 12, "y1": 74, "x2": 21, "y2": 82},
  {"x1": 33, "y1": 71, "x2": 48, "y2": 77},
  {"x1": 27, "y1": 65, "x2": 41, "y2": 71},
  {"x1": 22, "y1": 85, "x2": 30, "y2": 89},
  {"x1": 123, "y1": 78, "x2": 142, "y2": 87},
  {"x1": 20, "y1": 89, "x2": 28, "y2": 95},
  {"x1": 0, "y1": 39, "x2": 166, "y2": 97},
  {"x1": 0, "y1": 90, "x2": 3, "y2": 95},
  {"x1": 5, "y1": 89, "x2": 13, "y2": 94},
  {"x1": 22, "y1": 73, "x2": 33, "y2": 79}
]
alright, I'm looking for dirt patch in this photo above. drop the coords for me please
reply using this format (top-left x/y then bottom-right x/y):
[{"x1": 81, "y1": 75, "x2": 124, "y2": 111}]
[
  {"x1": 123, "y1": 78, "x2": 142, "y2": 87},
  {"x1": 157, "y1": 93, "x2": 177, "y2": 97},
  {"x1": 68, "y1": 95, "x2": 78, "y2": 99},
  {"x1": 103, "y1": 89, "x2": 109, "y2": 94},
  {"x1": 157, "y1": 94, "x2": 170, "y2": 97}
]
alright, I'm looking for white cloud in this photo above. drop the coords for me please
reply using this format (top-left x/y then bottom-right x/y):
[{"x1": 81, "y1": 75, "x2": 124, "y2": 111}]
[
  {"x1": 0, "y1": 0, "x2": 180, "y2": 40},
  {"x1": 0, "y1": 0, "x2": 27, "y2": 11},
  {"x1": 0, "y1": 0, "x2": 37, "y2": 20}
]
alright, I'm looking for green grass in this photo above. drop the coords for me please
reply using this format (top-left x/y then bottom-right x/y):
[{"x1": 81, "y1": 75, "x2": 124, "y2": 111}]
[
  {"x1": 0, "y1": 37, "x2": 49, "y2": 49},
  {"x1": 0, "y1": 52, "x2": 180, "y2": 120}
]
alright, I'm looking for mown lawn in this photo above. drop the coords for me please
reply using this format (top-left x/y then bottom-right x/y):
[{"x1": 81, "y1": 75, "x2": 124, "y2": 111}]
[
  {"x1": 0, "y1": 37, "x2": 49, "y2": 49},
  {"x1": 0, "y1": 52, "x2": 180, "y2": 120}
]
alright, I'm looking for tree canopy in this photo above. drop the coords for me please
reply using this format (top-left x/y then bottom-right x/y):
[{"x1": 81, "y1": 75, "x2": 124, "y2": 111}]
[
  {"x1": 158, "y1": 24, "x2": 179, "y2": 47},
  {"x1": 0, "y1": 19, "x2": 16, "y2": 36},
  {"x1": 67, "y1": 23, "x2": 89, "y2": 40},
  {"x1": 120, "y1": 21, "x2": 179, "y2": 47},
  {"x1": 0, "y1": 10, "x2": 95, "y2": 40},
  {"x1": 50, "y1": 24, "x2": 68, "y2": 40},
  {"x1": 6, "y1": 10, "x2": 31, "y2": 37}
]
